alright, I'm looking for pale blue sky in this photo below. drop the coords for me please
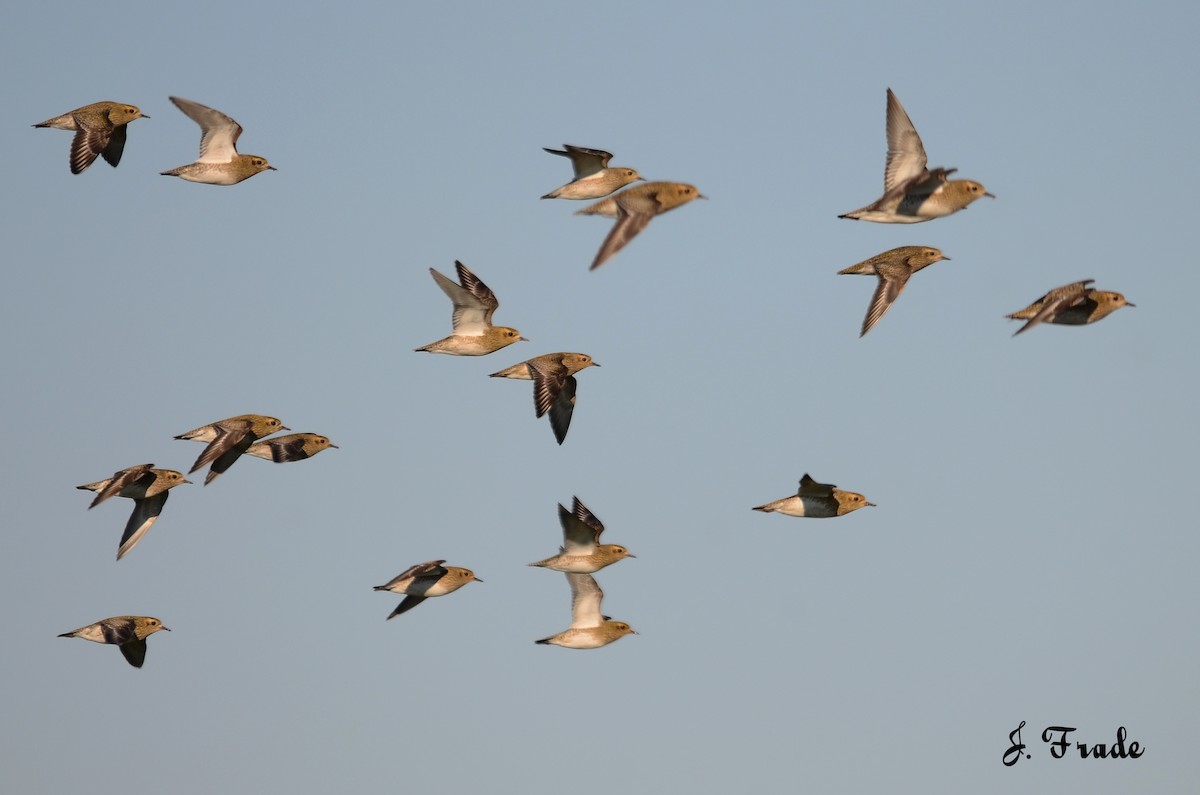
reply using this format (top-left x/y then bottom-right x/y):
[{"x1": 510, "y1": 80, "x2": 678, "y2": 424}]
[{"x1": 2, "y1": 2, "x2": 1195, "y2": 793}]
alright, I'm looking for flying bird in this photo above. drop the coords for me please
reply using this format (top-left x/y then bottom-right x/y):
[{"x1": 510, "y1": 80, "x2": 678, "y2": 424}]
[
  {"x1": 529, "y1": 496, "x2": 634, "y2": 573},
  {"x1": 77, "y1": 464, "x2": 190, "y2": 560},
  {"x1": 373, "y1": 560, "x2": 481, "y2": 620},
  {"x1": 838, "y1": 246, "x2": 950, "y2": 336},
  {"x1": 161, "y1": 96, "x2": 275, "y2": 185},
  {"x1": 588, "y1": 181, "x2": 705, "y2": 270},
  {"x1": 175, "y1": 414, "x2": 288, "y2": 485},
  {"x1": 753, "y1": 473, "x2": 875, "y2": 518},
  {"x1": 840, "y1": 88, "x2": 992, "y2": 223},
  {"x1": 535, "y1": 573, "x2": 637, "y2": 650},
  {"x1": 58, "y1": 616, "x2": 170, "y2": 668},
  {"x1": 541, "y1": 144, "x2": 642, "y2": 200},
  {"x1": 415, "y1": 261, "x2": 526, "y2": 355},
  {"x1": 34, "y1": 101, "x2": 148, "y2": 174},
  {"x1": 1006, "y1": 279, "x2": 1134, "y2": 336},
  {"x1": 489, "y1": 353, "x2": 599, "y2": 444}
]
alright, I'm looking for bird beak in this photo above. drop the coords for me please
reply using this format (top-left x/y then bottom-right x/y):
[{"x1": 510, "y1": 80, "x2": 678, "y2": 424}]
[
  {"x1": 1126, "y1": 302, "x2": 1136, "y2": 308},
  {"x1": 627, "y1": 554, "x2": 637, "y2": 559},
  {"x1": 161, "y1": 626, "x2": 172, "y2": 632},
  {"x1": 474, "y1": 577, "x2": 484, "y2": 583},
  {"x1": 984, "y1": 192, "x2": 996, "y2": 199},
  {"x1": 865, "y1": 502, "x2": 877, "y2": 507},
  {"x1": 329, "y1": 444, "x2": 340, "y2": 449},
  {"x1": 592, "y1": 362, "x2": 601, "y2": 367},
  {"x1": 941, "y1": 256, "x2": 951, "y2": 261},
  {"x1": 697, "y1": 194, "x2": 709, "y2": 200},
  {"x1": 280, "y1": 426, "x2": 291, "y2": 432},
  {"x1": 182, "y1": 479, "x2": 193, "y2": 485},
  {"x1": 519, "y1": 336, "x2": 529, "y2": 342},
  {"x1": 142, "y1": 114, "x2": 151, "y2": 119}
]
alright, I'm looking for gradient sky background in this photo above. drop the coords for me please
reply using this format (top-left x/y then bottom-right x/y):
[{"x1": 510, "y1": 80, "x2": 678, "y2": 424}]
[{"x1": 2, "y1": 2, "x2": 1195, "y2": 793}]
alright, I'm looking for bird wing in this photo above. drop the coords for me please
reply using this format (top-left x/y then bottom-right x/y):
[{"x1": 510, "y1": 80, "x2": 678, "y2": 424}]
[
  {"x1": 170, "y1": 97, "x2": 243, "y2": 162},
  {"x1": 558, "y1": 500, "x2": 599, "y2": 555},
  {"x1": 798, "y1": 474, "x2": 836, "y2": 496},
  {"x1": 87, "y1": 464, "x2": 155, "y2": 508},
  {"x1": 454, "y1": 260, "x2": 500, "y2": 327},
  {"x1": 100, "y1": 618, "x2": 138, "y2": 646},
  {"x1": 547, "y1": 145, "x2": 613, "y2": 178},
  {"x1": 884, "y1": 88, "x2": 929, "y2": 192},
  {"x1": 860, "y1": 263, "x2": 912, "y2": 337},
  {"x1": 529, "y1": 359, "x2": 569, "y2": 419},
  {"x1": 547, "y1": 376, "x2": 578, "y2": 445},
  {"x1": 1013, "y1": 280, "x2": 1095, "y2": 336},
  {"x1": 117, "y1": 491, "x2": 169, "y2": 561},
  {"x1": 572, "y1": 496, "x2": 605, "y2": 538},
  {"x1": 69, "y1": 125, "x2": 112, "y2": 175},
  {"x1": 263, "y1": 435, "x2": 310, "y2": 462},
  {"x1": 428, "y1": 267, "x2": 485, "y2": 335},
  {"x1": 567, "y1": 573, "x2": 604, "y2": 628},
  {"x1": 100, "y1": 124, "x2": 128, "y2": 168},
  {"x1": 379, "y1": 560, "x2": 448, "y2": 590},
  {"x1": 118, "y1": 639, "x2": 148, "y2": 668},
  {"x1": 590, "y1": 201, "x2": 655, "y2": 270},
  {"x1": 187, "y1": 420, "x2": 253, "y2": 475},
  {"x1": 386, "y1": 596, "x2": 427, "y2": 619}
]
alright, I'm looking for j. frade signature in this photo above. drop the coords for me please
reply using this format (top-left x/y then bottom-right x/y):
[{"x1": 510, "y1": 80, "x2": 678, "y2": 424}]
[{"x1": 1003, "y1": 721, "x2": 1144, "y2": 766}]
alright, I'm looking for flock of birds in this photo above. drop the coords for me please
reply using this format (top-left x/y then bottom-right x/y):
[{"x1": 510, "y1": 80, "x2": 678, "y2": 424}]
[{"x1": 45, "y1": 87, "x2": 1134, "y2": 667}]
